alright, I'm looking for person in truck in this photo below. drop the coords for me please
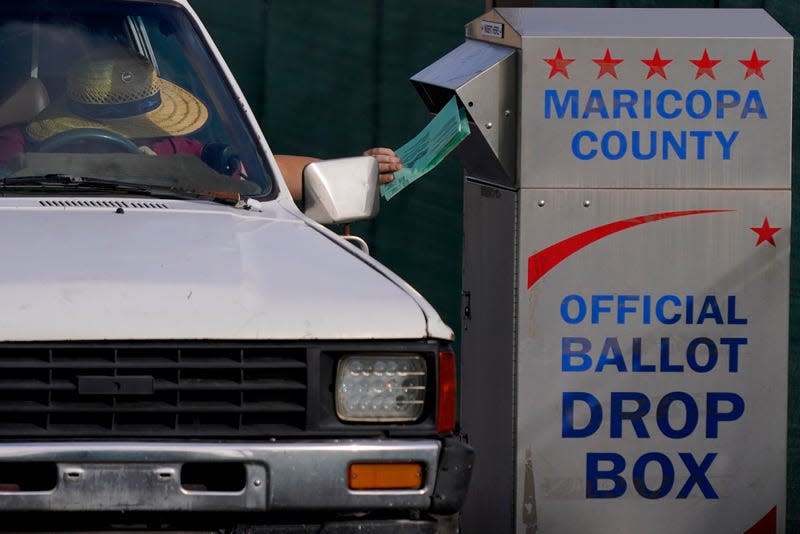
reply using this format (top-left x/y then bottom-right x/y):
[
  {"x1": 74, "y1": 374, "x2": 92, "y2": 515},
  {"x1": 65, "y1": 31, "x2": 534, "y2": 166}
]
[{"x1": 0, "y1": 47, "x2": 403, "y2": 200}]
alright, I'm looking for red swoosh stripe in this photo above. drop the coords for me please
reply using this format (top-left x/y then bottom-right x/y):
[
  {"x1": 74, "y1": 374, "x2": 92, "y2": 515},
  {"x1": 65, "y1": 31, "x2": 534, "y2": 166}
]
[
  {"x1": 527, "y1": 210, "x2": 733, "y2": 289},
  {"x1": 744, "y1": 506, "x2": 776, "y2": 534}
]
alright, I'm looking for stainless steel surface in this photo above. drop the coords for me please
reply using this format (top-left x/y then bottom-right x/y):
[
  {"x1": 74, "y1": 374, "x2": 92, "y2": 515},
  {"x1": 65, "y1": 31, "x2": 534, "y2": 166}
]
[
  {"x1": 494, "y1": 8, "x2": 789, "y2": 38},
  {"x1": 465, "y1": 10, "x2": 521, "y2": 49},
  {"x1": 302, "y1": 156, "x2": 380, "y2": 225},
  {"x1": 0, "y1": 440, "x2": 441, "y2": 511},
  {"x1": 455, "y1": 51, "x2": 517, "y2": 185},
  {"x1": 440, "y1": 7, "x2": 792, "y2": 533},
  {"x1": 411, "y1": 40, "x2": 514, "y2": 98},
  {"x1": 412, "y1": 40, "x2": 518, "y2": 187},
  {"x1": 461, "y1": 180, "x2": 517, "y2": 532},
  {"x1": 463, "y1": 8, "x2": 794, "y2": 191},
  {"x1": 516, "y1": 188, "x2": 789, "y2": 532},
  {"x1": 519, "y1": 35, "x2": 792, "y2": 190}
]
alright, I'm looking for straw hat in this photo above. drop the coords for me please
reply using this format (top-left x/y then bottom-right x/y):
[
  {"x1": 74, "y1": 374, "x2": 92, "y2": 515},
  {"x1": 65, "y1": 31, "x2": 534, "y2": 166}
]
[{"x1": 27, "y1": 50, "x2": 208, "y2": 142}]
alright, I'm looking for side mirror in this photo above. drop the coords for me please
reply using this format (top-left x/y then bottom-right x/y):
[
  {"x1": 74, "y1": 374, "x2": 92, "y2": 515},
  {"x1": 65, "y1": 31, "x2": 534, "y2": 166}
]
[{"x1": 302, "y1": 156, "x2": 380, "y2": 224}]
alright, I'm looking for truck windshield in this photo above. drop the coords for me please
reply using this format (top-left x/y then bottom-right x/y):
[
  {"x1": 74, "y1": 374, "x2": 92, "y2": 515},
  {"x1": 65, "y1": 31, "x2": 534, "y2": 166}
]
[{"x1": 0, "y1": 0, "x2": 273, "y2": 199}]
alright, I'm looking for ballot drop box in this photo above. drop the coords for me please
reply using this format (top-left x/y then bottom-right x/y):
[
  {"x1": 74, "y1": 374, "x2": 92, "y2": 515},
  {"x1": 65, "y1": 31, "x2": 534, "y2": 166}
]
[{"x1": 412, "y1": 8, "x2": 792, "y2": 533}]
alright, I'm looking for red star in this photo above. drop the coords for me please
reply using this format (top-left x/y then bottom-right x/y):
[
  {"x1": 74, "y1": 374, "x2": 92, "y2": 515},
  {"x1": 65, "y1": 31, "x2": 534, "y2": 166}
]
[
  {"x1": 641, "y1": 49, "x2": 672, "y2": 80},
  {"x1": 593, "y1": 48, "x2": 623, "y2": 79},
  {"x1": 739, "y1": 50, "x2": 770, "y2": 80},
  {"x1": 690, "y1": 49, "x2": 721, "y2": 80},
  {"x1": 750, "y1": 217, "x2": 781, "y2": 247},
  {"x1": 543, "y1": 48, "x2": 575, "y2": 79}
]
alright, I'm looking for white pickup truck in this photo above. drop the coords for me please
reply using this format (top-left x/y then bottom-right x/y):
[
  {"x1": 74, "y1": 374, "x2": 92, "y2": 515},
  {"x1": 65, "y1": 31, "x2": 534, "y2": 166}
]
[{"x1": 0, "y1": 0, "x2": 472, "y2": 531}]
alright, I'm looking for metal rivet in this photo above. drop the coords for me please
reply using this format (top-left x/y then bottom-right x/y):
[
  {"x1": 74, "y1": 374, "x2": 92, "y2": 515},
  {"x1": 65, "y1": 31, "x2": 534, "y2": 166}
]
[
  {"x1": 485, "y1": 122, "x2": 493, "y2": 129},
  {"x1": 253, "y1": 479, "x2": 262, "y2": 487},
  {"x1": 583, "y1": 200, "x2": 591, "y2": 207},
  {"x1": 538, "y1": 200, "x2": 545, "y2": 207},
  {"x1": 504, "y1": 109, "x2": 512, "y2": 117}
]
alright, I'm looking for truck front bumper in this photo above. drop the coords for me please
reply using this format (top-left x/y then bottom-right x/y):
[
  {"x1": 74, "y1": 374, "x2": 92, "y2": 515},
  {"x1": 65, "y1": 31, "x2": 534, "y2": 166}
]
[{"x1": 0, "y1": 438, "x2": 472, "y2": 514}]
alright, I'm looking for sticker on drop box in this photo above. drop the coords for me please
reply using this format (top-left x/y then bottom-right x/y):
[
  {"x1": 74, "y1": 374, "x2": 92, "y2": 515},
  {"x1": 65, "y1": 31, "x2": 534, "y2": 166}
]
[
  {"x1": 480, "y1": 21, "x2": 504, "y2": 39},
  {"x1": 380, "y1": 96, "x2": 470, "y2": 201}
]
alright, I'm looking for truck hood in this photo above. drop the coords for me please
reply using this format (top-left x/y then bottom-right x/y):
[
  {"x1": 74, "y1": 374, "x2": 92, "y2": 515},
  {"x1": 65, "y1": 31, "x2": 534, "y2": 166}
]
[{"x1": 0, "y1": 198, "x2": 447, "y2": 341}]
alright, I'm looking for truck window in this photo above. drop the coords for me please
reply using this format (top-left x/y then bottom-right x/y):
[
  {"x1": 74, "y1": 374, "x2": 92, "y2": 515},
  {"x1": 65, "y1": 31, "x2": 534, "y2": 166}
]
[{"x1": 0, "y1": 0, "x2": 273, "y2": 199}]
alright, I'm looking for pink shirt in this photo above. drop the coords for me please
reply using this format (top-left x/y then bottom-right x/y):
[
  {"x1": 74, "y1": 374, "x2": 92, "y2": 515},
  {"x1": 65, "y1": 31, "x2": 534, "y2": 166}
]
[
  {"x1": 149, "y1": 137, "x2": 204, "y2": 157},
  {"x1": 0, "y1": 126, "x2": 25, "y2": 167}
]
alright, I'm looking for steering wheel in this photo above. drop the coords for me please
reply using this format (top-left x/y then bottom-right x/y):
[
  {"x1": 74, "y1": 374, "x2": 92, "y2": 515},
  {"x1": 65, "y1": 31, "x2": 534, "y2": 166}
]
[{"x1": 36, "y1": 128, "x2": 141, "y2": 154}]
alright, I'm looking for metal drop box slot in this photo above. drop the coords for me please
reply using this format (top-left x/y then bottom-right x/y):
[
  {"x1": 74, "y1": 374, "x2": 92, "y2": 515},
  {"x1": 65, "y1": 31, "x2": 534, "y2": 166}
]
[{"x1": 412, "y1": 8, "x2": 792, "y2": 533}]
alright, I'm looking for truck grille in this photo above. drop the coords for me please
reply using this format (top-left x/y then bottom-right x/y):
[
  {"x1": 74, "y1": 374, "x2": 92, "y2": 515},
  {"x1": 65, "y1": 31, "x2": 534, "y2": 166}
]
[{"x1": 0, "y1": 343, "x2": 308, "y2": 438}]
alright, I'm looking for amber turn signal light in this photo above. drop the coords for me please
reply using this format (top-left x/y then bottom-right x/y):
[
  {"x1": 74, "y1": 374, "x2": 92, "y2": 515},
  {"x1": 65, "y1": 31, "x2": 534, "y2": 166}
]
[{"x1": 348, "y1": 463, "x2": 424, "y2": 490}]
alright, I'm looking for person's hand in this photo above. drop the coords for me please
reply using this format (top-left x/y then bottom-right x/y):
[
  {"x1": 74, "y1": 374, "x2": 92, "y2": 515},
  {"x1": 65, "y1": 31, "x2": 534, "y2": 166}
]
[{"x1": 362, "y1": 147, "x2": 402, "y2": 184}]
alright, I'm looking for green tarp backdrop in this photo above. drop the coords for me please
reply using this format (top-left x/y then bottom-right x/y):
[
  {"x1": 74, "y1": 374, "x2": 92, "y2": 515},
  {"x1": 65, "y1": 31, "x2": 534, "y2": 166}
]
[{"x1": 191, "y1": 0, "x2": 800, "y2": 530}]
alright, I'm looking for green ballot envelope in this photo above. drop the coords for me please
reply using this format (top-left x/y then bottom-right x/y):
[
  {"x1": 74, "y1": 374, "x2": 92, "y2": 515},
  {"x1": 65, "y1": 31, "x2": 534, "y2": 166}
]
[{"x1": 380, "y1": 96, "x2": 470, "y2": 201}]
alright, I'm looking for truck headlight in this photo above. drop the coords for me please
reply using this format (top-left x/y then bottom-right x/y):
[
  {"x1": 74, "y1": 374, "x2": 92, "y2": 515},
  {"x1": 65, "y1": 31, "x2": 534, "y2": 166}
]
[{"x1": 335, "y1": 355, "x2": 427, "y2": 422}]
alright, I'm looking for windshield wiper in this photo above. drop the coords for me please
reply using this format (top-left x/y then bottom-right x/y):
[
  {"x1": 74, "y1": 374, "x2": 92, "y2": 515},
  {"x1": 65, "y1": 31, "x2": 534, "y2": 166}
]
[
  {"x1": 0, "y1": 174, "x2": 233, "y2": 202},
  {"x1": 4, "y1": 174, "x2": 146, "y2": 189},
  {"x1": 6, "y1": 153, "x2": 260, "y2": 200}
]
